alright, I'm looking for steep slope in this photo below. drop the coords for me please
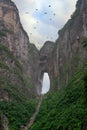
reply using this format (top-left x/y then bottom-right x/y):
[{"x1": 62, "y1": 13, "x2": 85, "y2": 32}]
[
  {"x1": 23, "y1": 95, "x2": 43, "y2": 130},
  {"x1": 30, "y1": 62, "x2": 87, "y2": 130},
  {"x1": 28, "y1": 0, "x2": 87, "y2": 129},
  {"x1": 0, "y1": 0, "x2": 39, "y2": 129},
  {"x1": 38, "y1": 41, "x2": 54, "y2": 94},
  {"x1": 0, "y1": 0, "x2": 87, "y2": 129},
  {"x1": 30, "y1": 39, "x2": 87, "y2": 129},
  {"x1": 0, "y1": 0, "x2": 39, "y2": 99},
  {"x1": 44, "y1": 0, "x2": 87, "y2": 90}
]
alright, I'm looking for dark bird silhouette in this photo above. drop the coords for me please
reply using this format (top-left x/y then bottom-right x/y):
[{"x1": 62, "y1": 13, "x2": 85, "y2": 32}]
[
  {"x1": 53, "y1": 13, "x2": 56, "y2": 16},
  {"x1": 48, "y1": 5, "x2": 51, "y2": 7},
  {"x1": 44, "y1": 12, "x2": 47, "y2": 14},
  {"x1": 36, "y1": 9, "x2": 38, "y2": 11},
  {"x1": 33, "y1": 27, "x2": 36, "y2": 29},
  {"x1": 25, "y1": 12, "x2": 29, "y2": 14}
]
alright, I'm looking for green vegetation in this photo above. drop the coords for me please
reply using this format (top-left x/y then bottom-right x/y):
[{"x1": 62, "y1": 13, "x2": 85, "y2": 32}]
[
  {"x1": 0, "y1": 44, "x2": 35, "y2": 97},
  {"x1": 0, "y1": 44, "x2": 38, "y2": 130},
  {"x1": 30, "y1": 62, "x2": 87, "y2": 130},
  {"x1": 0, "y1": 28, "x2": 13, "y2": 37},
  {"x1": 0, "y1": 100, "x2": 37, "y2": 130},
  {"x1": 0, "y1": 61, "x2": 9, "y2": 70},
  {"x1": 39, "y1": 37, "x2": 87, "y2": 130},
  {"x1": 81, "y1": 38, "x2": 87, "y2": 49},
  {"x1": 0, "y1": 31, "x2": 7, "y2": 37},
  {"x1": 0, "y1": 37, "x2": 87, "y2": 130},
  {"x1": 53, "y1": 76, "x2": 58, "y2": 88},
  {"x1": 0, "y1": 44, "x2": 22, "y2": 70}
]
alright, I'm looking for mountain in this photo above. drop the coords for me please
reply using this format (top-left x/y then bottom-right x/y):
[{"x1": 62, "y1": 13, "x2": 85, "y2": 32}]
[
  {"x1": 29, "y1": 0, "x2": 87, "y2": 129},
  {"x1": 0, "y1": 0, "x2": 87, "y2": 130},
  {"x1": 0, "y1": 0, "x2": 39, "y2": 129},
  {"x1": 42, "y1": 0, "x2": 87, "y2": 90},
  {"x1": 0, "y1": 0, "x2": 39, "y2": 99}
]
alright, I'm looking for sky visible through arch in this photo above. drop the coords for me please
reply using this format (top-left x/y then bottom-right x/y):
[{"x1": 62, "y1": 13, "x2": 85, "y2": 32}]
[
  {"x1": 41, "y1": 73, "x2": 50, "y2": 94},
  {"x1": 12, "y1": 0, "x2": 77, "y2": 49}
]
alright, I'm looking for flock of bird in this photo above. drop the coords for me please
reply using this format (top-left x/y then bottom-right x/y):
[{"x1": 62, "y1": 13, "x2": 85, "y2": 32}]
[{"x1": 25, "y1": 4, "x2": 56, "y2": 42}]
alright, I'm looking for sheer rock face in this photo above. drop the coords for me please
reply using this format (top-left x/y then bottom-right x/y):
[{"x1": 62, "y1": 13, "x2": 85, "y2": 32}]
[
  {"x1": 38, "y1": 41, "x2": 54, "y2": 94},
  {"x1": 38, "y1": 0, "x2": 87, "y2": 91},
  {"x1": 0, "y1": 0, "x2": 87, "y2": 96},
  {"x1": 0, "y1": 114, "x2": 8, "y2": 130},
  {"x1": 49, "y1": 0, "x2": 87, "y2": 90},
  {"x1": 0, "y1": 0, "x2": 39, "y2": 98},
  {"x1": 0, "y1": 0, "x2": 31, "y2": 76},
  {"x1": 0, "y1": 0, "x2": 87, "y2": 128}
]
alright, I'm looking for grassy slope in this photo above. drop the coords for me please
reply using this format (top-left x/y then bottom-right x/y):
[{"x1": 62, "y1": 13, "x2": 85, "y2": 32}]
[{"x1": 30, "y1": 62, "x2": 87, "y2": 130}]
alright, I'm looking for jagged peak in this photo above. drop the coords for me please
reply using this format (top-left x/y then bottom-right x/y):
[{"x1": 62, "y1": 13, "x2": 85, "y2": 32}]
[
  {"x1": 0, "y1": 0, "x2": 15, "y2": 6},
  {"x1": 0, "y1": 0, "x2": 18, "y2": 13},
  {"x1": 76, "y1": 0, "x2": 87, "y2": 8},
  {"x1": 44, "y1": 41, "x2": 54, "y2": 45},
  {"x1": 40, "y1": 41, "x2": 54, "y2": 51},
  {"x1": 75, "y1": 0, "x2": 87, "y2": 13},
  {"x1": 58, "y1": 0, "x2": 87, "y2": 36},
  {"x1": 0, "y1": 0, "x2": 30, "y2": 41}
]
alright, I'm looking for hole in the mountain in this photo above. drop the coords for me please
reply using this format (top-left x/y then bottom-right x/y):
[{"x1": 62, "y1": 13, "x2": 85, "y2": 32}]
[{"x1": 41, "y1": 72, "x2": 50, "y2": 94}]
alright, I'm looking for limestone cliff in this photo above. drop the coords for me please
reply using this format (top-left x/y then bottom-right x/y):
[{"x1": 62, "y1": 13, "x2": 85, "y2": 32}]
[
  {"x1": 0, "y1": 1, "x2": 39, "y2": 129},
  {"x1": 0, "y1": 0, "x2": 87, "y2": 129},
  {"x1": 46, "y1": 0, "x2": 87, "y2": 90},
  {"x1": 0, "y1": 113, "x2": 8, "y2": 130},
  {"x1": 0, "y1": 0, "x2": 39, "y2": 100},
  {"x1": 38, "y1": 41, "x2": 54, "y2": 94}
]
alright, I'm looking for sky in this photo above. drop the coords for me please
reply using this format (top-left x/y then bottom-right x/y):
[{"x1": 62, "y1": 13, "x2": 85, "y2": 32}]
[
  {"x1": 41, "y1": 73, "x2": 50, "y2": 94},
  {"x1": 11, "y1": 0, "x2": 77, "y2": 93},
  {"x1": 12, "y1": 0, "x2": 77, "y2": 49}
]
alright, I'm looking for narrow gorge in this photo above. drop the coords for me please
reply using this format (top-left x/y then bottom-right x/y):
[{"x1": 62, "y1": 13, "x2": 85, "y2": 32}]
[{"x1": 0, "y1": 0, "x2": 87, "y2": 130}]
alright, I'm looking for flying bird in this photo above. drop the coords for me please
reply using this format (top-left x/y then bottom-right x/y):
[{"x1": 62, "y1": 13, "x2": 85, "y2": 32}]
[
  {"x1": 33, "y1": 27, "x2": 36, "y2": 29},
  {"x1": 53, "y1": 13, "x2": 56, "y2": 16},
  {"x1": 25, "y1": 12, "x2": 29, "y2": 14},
  {"x1": 44, "y1": 12, "x2": 47, "y2": 14},
  {"x1": 48, "y1": 5, "x2": 51, "y2": 7}
]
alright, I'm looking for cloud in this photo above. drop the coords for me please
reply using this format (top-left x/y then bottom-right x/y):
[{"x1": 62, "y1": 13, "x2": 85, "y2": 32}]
[
  {"x1": 20, "y1": 13, "x2": 42, "y2": 46},
  {"x1": 12, "y1": 0, "x2": 77, "y2": 48}
]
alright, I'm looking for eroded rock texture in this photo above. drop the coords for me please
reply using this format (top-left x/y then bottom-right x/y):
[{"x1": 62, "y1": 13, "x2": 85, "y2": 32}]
[
  {"x1": 0, "y1": 0, "x2": 87, "y2": 128},
  {"x1": 46, "y1": 0, "x2": 87, "y2": 90},
  {"x1": 0, "y1": 0, "x2": 39, "y2": 100},
  {"x1": 38, "y1": 41, "x2": 54, "y2": 94},
  {"x1": 37, "y1": 0, "x2": 87, "y2": 92},
  {"x1": 0, "y1": 0, "x2": 87, "y2": 96},
  {"x1": 0, "y1": 113, "x2": 8, "y2": 130}
]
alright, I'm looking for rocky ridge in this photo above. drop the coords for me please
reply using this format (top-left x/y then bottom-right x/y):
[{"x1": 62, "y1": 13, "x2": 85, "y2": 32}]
[
  {"x1": 42, "y1": 0, "x2": 87, "y2": 90},
  {"x1": 0, "y1": 0, "x2": 87, "y2": 129},
  {"x1": 38, "y1": 0, "x2": 87, "y2": 91},
  {"x1": 0, "y1": 0, "x2": 39, "y2": 100}
]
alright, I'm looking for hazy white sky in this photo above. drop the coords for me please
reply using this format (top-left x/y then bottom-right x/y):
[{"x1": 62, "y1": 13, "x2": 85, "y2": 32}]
[
  {"x1": 12, "y1": 0, "x2": 77, "y2": 48},
  {"x1": 41, "y1": 73, "x2": 50, "y2": 94}
]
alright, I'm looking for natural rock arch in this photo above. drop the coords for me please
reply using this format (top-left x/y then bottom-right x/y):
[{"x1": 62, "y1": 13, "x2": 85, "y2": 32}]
[{"x1": 37, "y1": 41, "x2": 54, "y2": 95}]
